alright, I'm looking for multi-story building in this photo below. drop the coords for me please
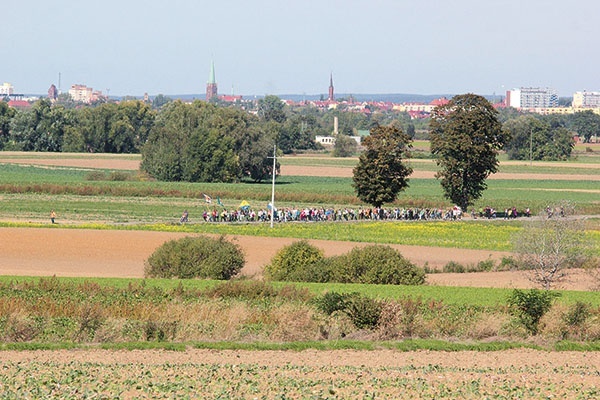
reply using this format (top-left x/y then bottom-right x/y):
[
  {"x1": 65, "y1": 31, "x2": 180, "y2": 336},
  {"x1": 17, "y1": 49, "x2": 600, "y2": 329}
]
[
  {"x1": 68, "y1": 84, "x2": 105, "y2": 103},
  {"x1": 506, "y1": 87, "x2": 559, "y2": 109},
  {"x1": 69, "y1": 84, "x2": 93, "y2": 103},
  {"x1": 572, "y1": 91, "x2": 600, "y2": 108},
  {"x1": 0, "y1": 82, "x2": 14, "y2": 96}
]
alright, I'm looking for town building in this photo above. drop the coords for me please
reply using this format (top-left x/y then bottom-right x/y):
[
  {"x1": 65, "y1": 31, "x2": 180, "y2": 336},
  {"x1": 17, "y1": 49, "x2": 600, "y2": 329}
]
[
  {"x1": 572, "y1": 91, "x2": 600, "y2": 108},
  {"x1": 506, "y1": 87, "x2": 558, "y2": 109},
  {"x1": 48, "y1": 84, "x2": 58, "y2": 101},
  {"x1": 68, "y1": 84, "x2": 104, "y2": 103},
  {"x1": 0, "y1": 82, "x2": 14, "y2": 96}
]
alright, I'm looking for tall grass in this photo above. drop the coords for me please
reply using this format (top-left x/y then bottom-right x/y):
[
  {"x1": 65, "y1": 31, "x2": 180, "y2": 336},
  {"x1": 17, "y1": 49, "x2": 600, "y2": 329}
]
[{"x1": 0, "y1": 277, "x2": 599, "y2": 347}]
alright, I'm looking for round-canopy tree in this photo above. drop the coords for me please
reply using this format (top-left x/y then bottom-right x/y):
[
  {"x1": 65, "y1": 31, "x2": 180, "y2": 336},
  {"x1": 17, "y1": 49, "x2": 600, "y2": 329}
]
[
  {"x1": 352, "y1": 123, "x2": 413, "y2": 208},
  {"x1": 429, "y1": 94, "x2": 508, "y2": 211},
  {"x1": 504, "y1": 115, "x2": 574, "y2": 161}
]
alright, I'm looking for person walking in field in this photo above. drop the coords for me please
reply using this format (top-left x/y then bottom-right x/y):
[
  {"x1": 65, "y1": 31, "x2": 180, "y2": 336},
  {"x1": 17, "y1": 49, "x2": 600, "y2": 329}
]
[
  {"x1": 50, "y1": 210, "x2": 56, "y2": 224},
  {"x1": 179, "y1": 210, "x2": 189, "y2": 224}
]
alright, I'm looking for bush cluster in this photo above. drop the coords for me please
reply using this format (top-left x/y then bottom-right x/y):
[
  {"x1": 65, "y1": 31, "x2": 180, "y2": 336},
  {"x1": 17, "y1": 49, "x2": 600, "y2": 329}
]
[
  {"x1": 264, "y1": 241, "x2": 425, "y2": 285},
  {"x1": 144, "y1": 235, "x2": 244, "y2": 280},
  {"x1": 314, "y1": 292, "x2": 382, "y2": 330}
]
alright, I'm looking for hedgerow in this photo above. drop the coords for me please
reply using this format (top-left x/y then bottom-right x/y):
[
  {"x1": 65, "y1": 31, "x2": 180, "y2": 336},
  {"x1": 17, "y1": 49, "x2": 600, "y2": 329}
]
[{"x1": 266, "y1": 241, "x2": 425, "y2": 285}]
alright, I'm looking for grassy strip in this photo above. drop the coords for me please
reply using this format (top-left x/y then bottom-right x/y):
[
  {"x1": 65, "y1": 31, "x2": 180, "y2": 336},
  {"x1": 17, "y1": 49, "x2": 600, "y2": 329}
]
[
  {"x1": 1, "y1": 275, "x2": 598, "y2": 307},
  {"x1": 3, "y1": 339, "x2": 599, "y2": 352}
]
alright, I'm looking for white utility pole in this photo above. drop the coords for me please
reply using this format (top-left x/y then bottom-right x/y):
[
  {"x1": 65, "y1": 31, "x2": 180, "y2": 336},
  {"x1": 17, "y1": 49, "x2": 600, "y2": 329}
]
[{"x1": 270, "y1": 144, "x2": 276, "y2": 228}]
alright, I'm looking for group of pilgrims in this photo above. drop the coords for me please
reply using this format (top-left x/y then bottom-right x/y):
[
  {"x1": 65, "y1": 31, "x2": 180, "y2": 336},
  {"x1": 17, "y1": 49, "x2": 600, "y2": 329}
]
[{"x1": 180, "y1": 205, "x2": 468, "y2": 224}]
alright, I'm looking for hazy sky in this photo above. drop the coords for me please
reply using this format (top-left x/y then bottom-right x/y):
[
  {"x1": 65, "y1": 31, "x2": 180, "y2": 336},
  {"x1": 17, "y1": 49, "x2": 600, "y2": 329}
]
[{"x1": 3, "y1": 0, "x2": 599, "y2": 97}]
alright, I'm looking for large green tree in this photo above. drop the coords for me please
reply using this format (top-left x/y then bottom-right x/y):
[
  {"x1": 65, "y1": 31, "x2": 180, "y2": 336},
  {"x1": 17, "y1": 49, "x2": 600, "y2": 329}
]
[
  {"x1": 571, "y1": 110, "x2": 600, "y2": 143},
  {"x1": 0, "y1": 101, "x2": 16, "y2": 149},
  {"x1": 141, "y1": 100, "x2": 277, "y2": 183},
  {"x1": 332, "y1": 134, "x2": 357, "y2": 157},
  {"x1": 429, "y1": 94, "x2": 508, "y2": 211},
  {"x1": 8, "y1": 99, "x2": 71, "y2": 151},
  {"x1": 504, "y1": 115, "x2": 574, "y2": 161},
  {"x1": 352, "y1": 123, "x2": 413, "y2": 208},
  {"x1": 257, "y1": 95, "x2": 286, "y2": 123}
]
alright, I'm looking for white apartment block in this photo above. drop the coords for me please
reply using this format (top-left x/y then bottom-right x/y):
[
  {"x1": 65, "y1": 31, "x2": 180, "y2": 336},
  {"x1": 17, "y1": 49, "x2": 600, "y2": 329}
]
[
  {"x1": 69, "y1": 84, "x2": 93, "y2": 103},
  {"x1": 0, "y1": 82, "x2": 14, "y2": 96},
  {"x1": 506, "y1": 87, "x2": 559, "y2": 109},
  {"x1": 572, "y1": 91, "x2": 600, "y2": 108}
]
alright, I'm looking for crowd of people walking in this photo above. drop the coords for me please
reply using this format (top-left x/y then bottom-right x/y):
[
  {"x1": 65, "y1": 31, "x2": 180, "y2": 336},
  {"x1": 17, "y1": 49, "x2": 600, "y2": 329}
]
[
  {"x1": 175, "y1": 204, "x2": 532, "y2": 224},
  {"x1": 184, "y1": 205, "x2": 469, "y2": 224}
]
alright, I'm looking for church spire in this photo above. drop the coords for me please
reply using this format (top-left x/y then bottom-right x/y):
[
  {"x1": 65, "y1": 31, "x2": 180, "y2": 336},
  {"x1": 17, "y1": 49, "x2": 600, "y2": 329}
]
[
  {"x1": 206, "y1": 61, "x2": 218, "y2": 101},
  {"x1": 208, "y1": 60, "x2": 216, "y2": 84},
  {"x1": 328, "y1": 72, "x2": 334, "y2": 101}
]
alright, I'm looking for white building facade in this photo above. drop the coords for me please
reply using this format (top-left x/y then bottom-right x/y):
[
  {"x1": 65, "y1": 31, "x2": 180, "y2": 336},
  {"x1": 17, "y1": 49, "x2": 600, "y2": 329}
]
[
  {"x1": 0, "y1": 82, "x2": 14, "y2": 96},
  {"x1": 572, "y1": 91, "x2": 600, "y2": 108},
  {"x1": 507, "y1": 87, "x2": 559, "y2": 109}
]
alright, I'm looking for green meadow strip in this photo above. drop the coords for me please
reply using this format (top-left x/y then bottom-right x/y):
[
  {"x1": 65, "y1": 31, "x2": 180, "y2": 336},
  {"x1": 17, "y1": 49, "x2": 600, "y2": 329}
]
[{"x1": 1, "y1": 275, "x2": 598, "y2": 308}]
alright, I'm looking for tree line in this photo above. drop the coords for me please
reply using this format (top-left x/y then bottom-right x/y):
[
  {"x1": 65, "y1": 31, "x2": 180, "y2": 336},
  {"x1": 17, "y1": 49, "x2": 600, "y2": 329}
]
[{"x1": 1, "y1": 93, "x2": 597, "y2": 186}]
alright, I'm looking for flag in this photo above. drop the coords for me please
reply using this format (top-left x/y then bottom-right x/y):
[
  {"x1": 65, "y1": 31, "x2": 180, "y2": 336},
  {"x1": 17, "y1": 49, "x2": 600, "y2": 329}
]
[
  {"x1": 238, "y1": 200, "x2": 250, "y2": 211},
  {"x1": 217, "y1": 197, "x2": 225, "y2": 207},
  {"x1": 202, "y1": 193, "x2": 212, "y2": 204}
]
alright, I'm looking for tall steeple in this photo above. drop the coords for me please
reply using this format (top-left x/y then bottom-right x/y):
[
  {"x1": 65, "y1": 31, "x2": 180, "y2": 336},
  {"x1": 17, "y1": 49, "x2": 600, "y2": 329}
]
[
  {"x1": 328, "y1": 72, "x2": 334, "y2": 101},
  {"x1": 206, "y1": 61, "x2": 218, "y2": 101}
]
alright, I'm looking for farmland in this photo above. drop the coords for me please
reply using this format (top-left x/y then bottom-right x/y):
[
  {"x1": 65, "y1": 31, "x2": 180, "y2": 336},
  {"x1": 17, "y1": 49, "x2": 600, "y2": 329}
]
[{"x1": 0, "y1": 149, "x2": 599, "y2": 397}]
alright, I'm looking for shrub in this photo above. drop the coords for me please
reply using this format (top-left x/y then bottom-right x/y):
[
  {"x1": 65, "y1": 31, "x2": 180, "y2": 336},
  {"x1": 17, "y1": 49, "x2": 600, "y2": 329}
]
[
  {"x1": 264, "y1": 240, "x2": 325, "y2": 282},
  {"x1": 377, "y1": 297, "x2": 425, "y2": 339},
  {"x1": 107, "y1": 171, "x2": 132, "y2": 181},
  {"x1": 335, "y1": 245, "x2": 425, "y2": 285},
  {"x1": 443, "y1": 259, "x2": 496, "y2": 273},
  {"x1": 313, "y1": 292, "x2": 351, "y2": 316},
  {"x1": 85, "y1": 171, "x2": 106, "y2": 181},
  {"x1": 313, "y1": 292, "x2": 382, "y2": 330},
  {"x1": 477, "y1": 258, "x2": 496, "y2": 271},
  {"x1": 443, "y1": 261, "x2": 465, "y2": 273},
  {"x1": 564, "y1": 301, "x2": 591, "y2": 328},
  {"x1": 144, "y1": 235, "x2": 245, "y2": 280},
  {"x1": 499, "y1": 256, "x2": 518, "y2": 271},
  {"x1": 507, "y1": 289, "x2": 561, "y2": 335},
  {"x1": 344, "y1": 294, "x2": 382, "y2": 329}
]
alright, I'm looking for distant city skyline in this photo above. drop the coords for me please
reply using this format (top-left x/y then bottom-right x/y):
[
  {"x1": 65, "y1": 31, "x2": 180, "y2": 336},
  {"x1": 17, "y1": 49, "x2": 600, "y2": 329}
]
[{"x1": 3, "y1": 0, "x2": 600, "y2": 97}]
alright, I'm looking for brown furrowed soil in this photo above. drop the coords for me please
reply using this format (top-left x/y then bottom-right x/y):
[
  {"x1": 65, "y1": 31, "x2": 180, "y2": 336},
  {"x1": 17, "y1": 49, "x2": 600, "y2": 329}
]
[{"x1": 0, "y1": 349, "x2": 598, "y2": 397}]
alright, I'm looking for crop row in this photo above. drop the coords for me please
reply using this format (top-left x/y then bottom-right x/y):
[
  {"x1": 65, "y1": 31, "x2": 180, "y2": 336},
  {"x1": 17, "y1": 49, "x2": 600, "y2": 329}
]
[{"x1": 0, "y1": 359, "x2": 598, "y2": 398}]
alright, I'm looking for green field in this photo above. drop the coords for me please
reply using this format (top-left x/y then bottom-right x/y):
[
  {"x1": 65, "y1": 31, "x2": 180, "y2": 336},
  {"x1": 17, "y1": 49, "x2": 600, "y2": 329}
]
[{"x1": 0, "y1": 160, "x2": 598, "y2": 223}]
